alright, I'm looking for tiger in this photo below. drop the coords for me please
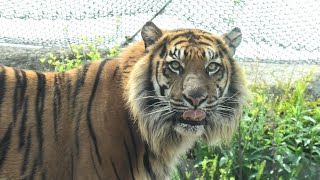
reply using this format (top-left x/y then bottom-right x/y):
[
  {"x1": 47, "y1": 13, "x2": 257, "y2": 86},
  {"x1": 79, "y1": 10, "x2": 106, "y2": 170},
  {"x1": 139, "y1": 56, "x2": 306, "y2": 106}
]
[{"x1": 0, "y1": 21, "x2": 247, "y2": 180}]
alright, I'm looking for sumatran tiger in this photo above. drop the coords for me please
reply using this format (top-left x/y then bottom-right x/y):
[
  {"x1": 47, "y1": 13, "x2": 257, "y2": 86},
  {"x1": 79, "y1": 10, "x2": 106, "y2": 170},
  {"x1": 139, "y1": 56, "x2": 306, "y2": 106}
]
[{"x1": 0, "y1": 22, "x2": 247, "y2": 179}]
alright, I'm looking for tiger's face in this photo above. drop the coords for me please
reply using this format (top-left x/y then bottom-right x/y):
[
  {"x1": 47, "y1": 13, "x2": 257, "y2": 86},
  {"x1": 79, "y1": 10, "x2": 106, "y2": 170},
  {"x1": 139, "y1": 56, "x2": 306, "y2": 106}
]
[
  {"x1": 127, "y1": 22, "x2": 245, "y2": 150},
  {"x1": 155, "y1": 41, "x2": 232, "y2": 136}
]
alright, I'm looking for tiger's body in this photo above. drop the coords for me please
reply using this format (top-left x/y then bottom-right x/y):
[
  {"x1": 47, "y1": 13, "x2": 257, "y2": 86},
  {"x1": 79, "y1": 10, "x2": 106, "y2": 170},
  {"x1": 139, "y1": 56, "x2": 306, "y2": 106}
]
[{"x1": 0, "y1": 22, "x2": 247, "y2": 179}]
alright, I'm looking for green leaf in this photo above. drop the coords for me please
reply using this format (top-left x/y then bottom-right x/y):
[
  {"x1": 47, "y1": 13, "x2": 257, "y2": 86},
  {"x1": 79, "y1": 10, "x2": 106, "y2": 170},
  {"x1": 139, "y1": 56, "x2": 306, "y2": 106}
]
[
  {"x1": 312, "y1": 124, "x2": 320, "y2": 132},
  {"x1": 39, "y1": 58, "x2": 46, "y2": 63},
  {"x1": 282, "y1": 163, "x2": 291, "y2": 173},
  {"x1": 219, "y1": 157, "x2": 227, "y2": 167},
  {"x1": 303, "y1": 139, "x2": 311, "y2": 146},
  {"x1": 303, "y1": 116, "x2": 316, "y2": 123},
  {"x1": 256, "y1": 160, "x2": 266, "y2": 180},
  {"x1": 96, "y1": 37, "x2": 102, "y2": 43}
]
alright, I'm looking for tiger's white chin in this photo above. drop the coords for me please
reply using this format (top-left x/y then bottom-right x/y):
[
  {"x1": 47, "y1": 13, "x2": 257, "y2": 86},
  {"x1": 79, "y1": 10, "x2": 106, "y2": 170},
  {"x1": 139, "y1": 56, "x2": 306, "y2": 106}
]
[{"x1": 174, "y1": 123, "x2": 205, "y2": 136}]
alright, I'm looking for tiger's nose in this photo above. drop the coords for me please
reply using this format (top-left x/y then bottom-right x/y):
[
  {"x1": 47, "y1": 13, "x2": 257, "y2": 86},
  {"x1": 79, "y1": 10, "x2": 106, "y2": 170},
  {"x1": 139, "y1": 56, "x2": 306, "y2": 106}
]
[{"x1": 183, "y1": 93, "x2": 208, "y2": 108}]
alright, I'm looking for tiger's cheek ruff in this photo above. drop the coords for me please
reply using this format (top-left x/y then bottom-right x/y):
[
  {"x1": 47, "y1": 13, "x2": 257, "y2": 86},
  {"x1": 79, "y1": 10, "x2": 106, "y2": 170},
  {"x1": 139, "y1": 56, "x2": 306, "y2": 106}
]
[
  {"x1": 126, "y1": 55, "x2": 179, "y2": 154},
  {"x1": 203, "y1": 60, "x2": 247, "y2": 146}
]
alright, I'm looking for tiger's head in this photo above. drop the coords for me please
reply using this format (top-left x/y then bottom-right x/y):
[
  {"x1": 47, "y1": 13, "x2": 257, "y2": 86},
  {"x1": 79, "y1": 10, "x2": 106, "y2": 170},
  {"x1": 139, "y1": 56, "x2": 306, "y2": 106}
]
[{"x1": 126, "y1": 22, "x2": 247, "y2": 156}]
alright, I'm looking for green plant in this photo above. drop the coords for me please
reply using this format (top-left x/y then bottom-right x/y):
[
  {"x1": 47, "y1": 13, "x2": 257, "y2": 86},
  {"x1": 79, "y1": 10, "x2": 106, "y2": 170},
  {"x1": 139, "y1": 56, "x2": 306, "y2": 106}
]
[
  {"x1": 108, "y1": 45, "x2": 120, "y2": 58},
  {"x1": 39, "y1": 37, "x2": 119, "y2": 72},
  {"x1": 174, "y1": 72, "x2": 320, "y2": 179}
]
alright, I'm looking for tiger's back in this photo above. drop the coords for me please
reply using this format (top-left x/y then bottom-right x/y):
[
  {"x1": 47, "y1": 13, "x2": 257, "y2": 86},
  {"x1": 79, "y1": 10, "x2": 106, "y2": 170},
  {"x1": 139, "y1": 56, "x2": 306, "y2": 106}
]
[
  {"x1": 0, "y1": 65, "x2": 72, "y2": 178},
  {"x1": 0, "y1": 58, "x2": 146, "y2": 179}
]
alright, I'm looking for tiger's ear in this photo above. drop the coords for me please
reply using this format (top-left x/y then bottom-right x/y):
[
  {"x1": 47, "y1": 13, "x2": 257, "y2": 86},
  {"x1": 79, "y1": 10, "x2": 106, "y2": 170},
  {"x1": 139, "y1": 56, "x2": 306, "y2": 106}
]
[
  {"x1": 141, "y1": 21, "x2": 163, "y2": 49},
  {"x1": 221, "y1": 27, "x2": 242, "y2": 56}
]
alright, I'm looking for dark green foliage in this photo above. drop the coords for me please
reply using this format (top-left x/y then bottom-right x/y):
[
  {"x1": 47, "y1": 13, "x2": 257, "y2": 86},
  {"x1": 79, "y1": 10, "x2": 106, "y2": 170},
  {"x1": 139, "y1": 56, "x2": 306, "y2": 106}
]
[{"x1": 175, "y1": 73, "x2": 320, "y2": 180}]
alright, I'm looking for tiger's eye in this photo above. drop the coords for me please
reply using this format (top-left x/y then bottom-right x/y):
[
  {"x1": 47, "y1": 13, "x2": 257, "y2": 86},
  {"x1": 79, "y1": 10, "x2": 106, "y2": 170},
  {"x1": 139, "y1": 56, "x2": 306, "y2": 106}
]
[
  {"x1": 169, "y1": 61, "x2": 181, "y2": 72},
  {"x1": 207, "y1": 62, "x2": 220, "y2": 74}
]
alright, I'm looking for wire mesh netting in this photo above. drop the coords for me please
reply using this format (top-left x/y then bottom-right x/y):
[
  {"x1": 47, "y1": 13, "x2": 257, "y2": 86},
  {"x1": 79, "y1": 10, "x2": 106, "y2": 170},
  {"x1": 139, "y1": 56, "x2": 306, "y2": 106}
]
[{"x1": 0, "y1": 0, "x2": 319, "y2": 64}]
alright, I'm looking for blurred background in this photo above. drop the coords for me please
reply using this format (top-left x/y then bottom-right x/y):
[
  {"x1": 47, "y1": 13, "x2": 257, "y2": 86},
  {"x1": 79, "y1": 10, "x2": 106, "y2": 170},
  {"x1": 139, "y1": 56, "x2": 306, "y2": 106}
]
[{"x1": 0, "y1": 0, "x2": 319, "y2": 63}]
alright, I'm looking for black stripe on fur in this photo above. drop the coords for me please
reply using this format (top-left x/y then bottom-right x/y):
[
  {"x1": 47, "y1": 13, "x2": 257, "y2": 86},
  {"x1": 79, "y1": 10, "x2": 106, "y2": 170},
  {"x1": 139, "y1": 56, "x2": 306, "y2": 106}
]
[
  {"x1": 0, "y1": 122, "x2": 13, "y2": 170},
  {"x1": 143, "y1": 144, "x2": 156, "y2": 180},
  {"x1": 86, "y1": 60, "x2": 108, "y2": 165},
  {"x1": 35, "y1": 72, "x2": 46, "y2": 166},
  {"x1": 0, "y1": 66, "x2": 6, "y2": 117},
  {"x1": 19, "y1": 97, "x2": 29, "y2": 150},
  {"x1": 110, "y1": 158, "x2": 121, "y2": 180}
]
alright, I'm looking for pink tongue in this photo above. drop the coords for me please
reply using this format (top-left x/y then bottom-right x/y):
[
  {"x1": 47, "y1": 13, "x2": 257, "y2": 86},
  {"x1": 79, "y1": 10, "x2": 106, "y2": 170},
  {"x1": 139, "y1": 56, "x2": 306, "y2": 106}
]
[{"x1": 182, "y1": 110, "x2": 206, "y2": 121}]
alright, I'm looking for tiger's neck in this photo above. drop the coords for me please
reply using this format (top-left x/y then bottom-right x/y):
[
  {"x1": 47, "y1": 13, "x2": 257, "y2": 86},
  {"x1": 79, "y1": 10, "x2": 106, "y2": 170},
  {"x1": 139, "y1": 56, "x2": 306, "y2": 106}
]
[
  {"x1": 64, "y1": 42, "x2": 193, "y2": 179},
  {"x1": 57, "y1": 57, "x2": 175, "y2": 179}
]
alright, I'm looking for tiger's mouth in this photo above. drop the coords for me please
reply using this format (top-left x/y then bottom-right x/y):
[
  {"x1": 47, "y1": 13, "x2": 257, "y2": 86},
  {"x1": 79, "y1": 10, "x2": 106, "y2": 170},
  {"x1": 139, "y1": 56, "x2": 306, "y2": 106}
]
[
  {"x1": 174, "y1": 109, "x2": 207, "y2": 126},
  {"x1": 177, "y1": 118, "x2": 207, "y2": 126}
]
